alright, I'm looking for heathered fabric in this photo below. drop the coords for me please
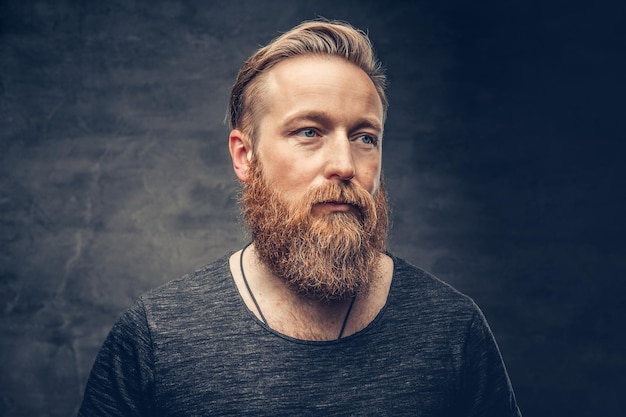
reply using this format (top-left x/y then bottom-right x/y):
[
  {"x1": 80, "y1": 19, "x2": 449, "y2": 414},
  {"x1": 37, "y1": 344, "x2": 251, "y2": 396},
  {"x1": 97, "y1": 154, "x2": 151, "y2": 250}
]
[{"x1": 78, "y1": 253, "x2": 521, "y2": 416}]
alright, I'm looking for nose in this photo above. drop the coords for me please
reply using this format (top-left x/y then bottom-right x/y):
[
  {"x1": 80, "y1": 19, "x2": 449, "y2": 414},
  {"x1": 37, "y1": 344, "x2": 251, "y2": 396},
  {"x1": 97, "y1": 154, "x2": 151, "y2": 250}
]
[{"x1": 324, "y1": 134, "x2": 355, "y2": 181}]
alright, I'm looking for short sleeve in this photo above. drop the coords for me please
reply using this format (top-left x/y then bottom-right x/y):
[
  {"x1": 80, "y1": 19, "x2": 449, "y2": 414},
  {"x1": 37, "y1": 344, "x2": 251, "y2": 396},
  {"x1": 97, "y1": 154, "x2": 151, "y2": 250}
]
[
  {"x1": 78, "y1": 299, "x2": 156, "y2": 417},
  {"x1": 461, "y1": 305, "x2": 522, "y2": 417}
]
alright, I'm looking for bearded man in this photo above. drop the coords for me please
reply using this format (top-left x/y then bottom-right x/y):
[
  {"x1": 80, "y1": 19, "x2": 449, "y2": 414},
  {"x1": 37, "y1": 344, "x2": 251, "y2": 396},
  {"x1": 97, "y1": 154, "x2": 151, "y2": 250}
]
[{"x1": 78, "y1": 20, "x2": 522, "y2": 416}]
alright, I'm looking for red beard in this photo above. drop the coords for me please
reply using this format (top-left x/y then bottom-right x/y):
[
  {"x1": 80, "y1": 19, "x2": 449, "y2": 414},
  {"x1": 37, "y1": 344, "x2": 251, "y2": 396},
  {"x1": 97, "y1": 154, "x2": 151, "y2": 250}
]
[{"x1": 241, "y1": 159, "x2": 389, "y2": 301}]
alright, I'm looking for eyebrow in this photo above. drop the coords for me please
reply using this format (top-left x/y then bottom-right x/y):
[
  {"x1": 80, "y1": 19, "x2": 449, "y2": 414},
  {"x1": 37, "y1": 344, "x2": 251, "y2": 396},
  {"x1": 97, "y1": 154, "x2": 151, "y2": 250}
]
[{"x1": 282, "y1": 111, "x2": 383, "y2": 133}]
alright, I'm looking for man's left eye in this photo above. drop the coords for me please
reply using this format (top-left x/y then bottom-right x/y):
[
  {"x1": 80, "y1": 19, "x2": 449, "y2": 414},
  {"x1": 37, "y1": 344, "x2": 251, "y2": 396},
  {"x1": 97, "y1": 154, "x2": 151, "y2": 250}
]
[
  {"x1": 297, "y1": 129, "x2": 317, "y2": 138},
  {"x1": 358, "y1": 135, "x2": 377, "y2": 146}
]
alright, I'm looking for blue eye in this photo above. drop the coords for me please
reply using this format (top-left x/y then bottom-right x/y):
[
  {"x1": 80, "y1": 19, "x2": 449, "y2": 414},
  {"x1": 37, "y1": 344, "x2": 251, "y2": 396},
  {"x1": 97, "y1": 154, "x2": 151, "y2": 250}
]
[
  {"x1": 297, "y1": 129, "x2": 317, "y2": 138},
  {"x1": 358, "y1": 135, "x2": 378, "y2": 146}
]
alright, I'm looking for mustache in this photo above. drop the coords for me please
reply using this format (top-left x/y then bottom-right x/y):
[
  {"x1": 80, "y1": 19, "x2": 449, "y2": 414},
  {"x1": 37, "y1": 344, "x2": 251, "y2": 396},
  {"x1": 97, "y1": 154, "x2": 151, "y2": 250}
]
[
  {"x1": 304, "y1": 181, "x2": 377, "y2": 223},
  {"x1": 309, "y1": 182, "x2": 371, "y2": 205}
]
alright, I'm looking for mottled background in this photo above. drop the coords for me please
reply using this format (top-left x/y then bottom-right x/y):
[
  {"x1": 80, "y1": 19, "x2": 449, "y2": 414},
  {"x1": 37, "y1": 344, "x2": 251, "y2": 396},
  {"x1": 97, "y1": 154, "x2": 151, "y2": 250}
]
[{"x1": 1, "y1": 0, "x2": 624, "y2": 416}]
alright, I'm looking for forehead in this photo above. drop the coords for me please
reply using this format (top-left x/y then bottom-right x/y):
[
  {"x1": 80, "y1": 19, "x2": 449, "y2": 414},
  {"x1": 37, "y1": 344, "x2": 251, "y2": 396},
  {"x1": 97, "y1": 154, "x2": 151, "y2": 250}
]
[{"x1": 258, "y1": 55, "x2": 384, "y2": 127}]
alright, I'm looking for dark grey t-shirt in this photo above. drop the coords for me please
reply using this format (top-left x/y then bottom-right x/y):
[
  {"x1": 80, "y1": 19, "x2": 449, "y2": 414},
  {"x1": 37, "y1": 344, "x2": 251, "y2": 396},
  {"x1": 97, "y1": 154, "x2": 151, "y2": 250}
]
[{"x1": 78, "y1": 253, "x2": 521, "y2": 416}]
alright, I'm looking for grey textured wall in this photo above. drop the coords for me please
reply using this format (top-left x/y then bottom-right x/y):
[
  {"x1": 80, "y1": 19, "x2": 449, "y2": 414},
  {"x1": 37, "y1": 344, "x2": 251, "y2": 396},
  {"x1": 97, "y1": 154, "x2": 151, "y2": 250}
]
[{"x1": 1, "y1": 1, "x2": 624, "y2": 416}]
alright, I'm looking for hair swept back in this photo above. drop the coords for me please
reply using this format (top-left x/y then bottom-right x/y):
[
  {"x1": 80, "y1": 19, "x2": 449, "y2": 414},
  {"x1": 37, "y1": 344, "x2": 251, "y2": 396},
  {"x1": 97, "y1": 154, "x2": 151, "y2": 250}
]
[{"x1": 226, "y1": 19, "x2": 388, "y2": 147}]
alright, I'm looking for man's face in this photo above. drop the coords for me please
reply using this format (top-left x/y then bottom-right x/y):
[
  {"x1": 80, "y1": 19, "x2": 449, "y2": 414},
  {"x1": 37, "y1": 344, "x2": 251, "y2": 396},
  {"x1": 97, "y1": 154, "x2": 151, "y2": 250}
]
[
  {"x1": 253, "y1": 55, "x2": 384, "y2": 212},
  {"x1": 236, "y1": 56, "x2": 389, "y2": 301}
]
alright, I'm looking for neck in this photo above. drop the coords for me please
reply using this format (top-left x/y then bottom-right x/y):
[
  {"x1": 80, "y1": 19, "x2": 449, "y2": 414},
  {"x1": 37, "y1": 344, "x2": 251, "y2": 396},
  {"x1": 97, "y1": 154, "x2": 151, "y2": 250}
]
[{"x1": 229, "y1": 243, "x2": 394, "y2": 341}]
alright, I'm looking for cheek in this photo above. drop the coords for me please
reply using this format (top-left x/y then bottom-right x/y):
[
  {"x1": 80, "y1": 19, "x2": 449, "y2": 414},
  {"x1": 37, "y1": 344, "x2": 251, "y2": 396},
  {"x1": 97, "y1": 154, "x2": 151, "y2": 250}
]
[
  {"x1": 359, "y1": 159, "x2": 382, "y2": 194},
  {"x1": 262, "y1": 153, "x2": 314, "y2": 192}
]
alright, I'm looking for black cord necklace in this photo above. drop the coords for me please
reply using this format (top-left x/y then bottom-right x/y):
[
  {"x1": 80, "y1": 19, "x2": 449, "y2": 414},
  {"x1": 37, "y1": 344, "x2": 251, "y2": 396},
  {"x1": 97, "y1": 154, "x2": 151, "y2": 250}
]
[{"x1": 239, "y1": 242, "x2": 356, "y2": 339}]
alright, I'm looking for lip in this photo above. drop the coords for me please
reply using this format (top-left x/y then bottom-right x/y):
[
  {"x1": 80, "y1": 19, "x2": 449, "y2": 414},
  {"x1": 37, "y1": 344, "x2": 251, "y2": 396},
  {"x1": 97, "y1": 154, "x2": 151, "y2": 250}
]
[{"x1": 312, "y1": 201, "x2": 359, "y2": 215}]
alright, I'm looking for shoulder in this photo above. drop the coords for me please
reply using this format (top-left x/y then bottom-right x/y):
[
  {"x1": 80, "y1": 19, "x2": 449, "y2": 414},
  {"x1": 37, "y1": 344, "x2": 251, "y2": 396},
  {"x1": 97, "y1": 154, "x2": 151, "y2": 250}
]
[
  {"x1": 122, "y1": 253, "x2": 241, "y2": 333},
  {"x1": 140, "y1": 253, "x2": 234, "y2": 306},
  {"x1": 387, "y1": 254, "x2": 481, "y2": 323}
]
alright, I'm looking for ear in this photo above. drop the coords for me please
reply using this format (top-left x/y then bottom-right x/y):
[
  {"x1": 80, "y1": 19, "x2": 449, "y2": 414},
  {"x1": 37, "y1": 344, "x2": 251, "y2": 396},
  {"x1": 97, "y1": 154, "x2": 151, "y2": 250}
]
[{"x1": 229, "y1": 129, "x2": 253, "y2": 182}]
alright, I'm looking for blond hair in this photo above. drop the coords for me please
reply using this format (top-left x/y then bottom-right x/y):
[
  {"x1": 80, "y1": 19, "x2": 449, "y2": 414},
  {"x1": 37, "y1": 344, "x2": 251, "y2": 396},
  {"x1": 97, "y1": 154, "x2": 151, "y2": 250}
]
[{"x1": 226, "y1": 19, "x2": 388, "y2": 147}]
